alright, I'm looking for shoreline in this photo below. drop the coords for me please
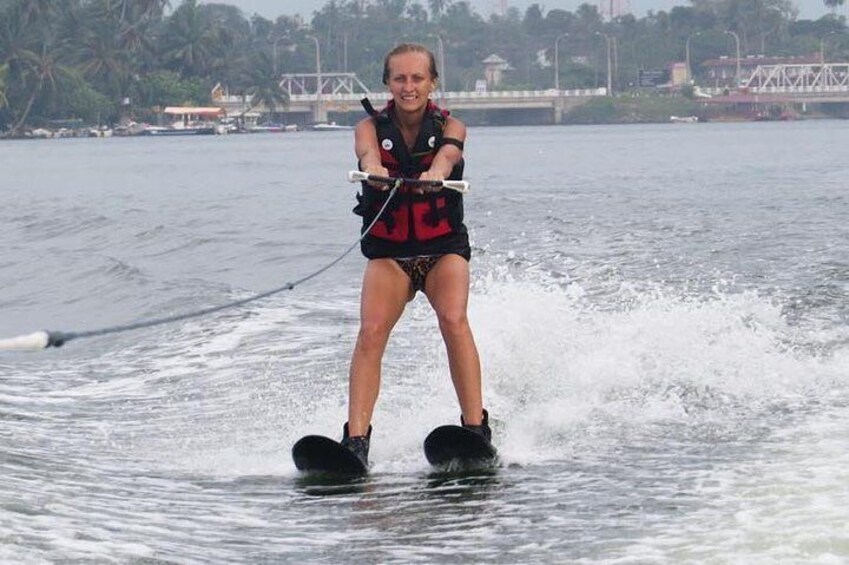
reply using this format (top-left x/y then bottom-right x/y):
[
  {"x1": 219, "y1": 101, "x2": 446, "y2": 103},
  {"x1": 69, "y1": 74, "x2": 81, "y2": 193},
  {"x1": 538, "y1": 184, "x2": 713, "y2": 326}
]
[{"x1": 2, "y1": 108, "x2": 844, "y2": 140}]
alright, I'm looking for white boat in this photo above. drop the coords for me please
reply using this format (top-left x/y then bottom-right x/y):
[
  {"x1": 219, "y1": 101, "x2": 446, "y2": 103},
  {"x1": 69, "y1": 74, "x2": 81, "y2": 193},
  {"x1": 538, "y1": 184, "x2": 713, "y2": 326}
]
[
  {"x1": 137, "y1": 125, "x2": 215, "y2": 136},
  {"x1": 670, "y1": 115, "x2": 699, "y2": 124},
  {"x1": 309, "y1": 122, "x2": 353, "y2": 131},
  {"x1": 146, "y1": 106, "x2": 225, "y2": 135},
  {"x1": 250, "y1": 123, "x2": 298, "y2": 133}
]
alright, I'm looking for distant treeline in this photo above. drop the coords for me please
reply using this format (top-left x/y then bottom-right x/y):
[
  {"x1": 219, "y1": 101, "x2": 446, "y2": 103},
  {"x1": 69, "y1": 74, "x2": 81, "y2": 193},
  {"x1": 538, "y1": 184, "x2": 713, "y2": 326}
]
[{"x1": 0, "y1": 0, "x2": 846, "y2": 132}]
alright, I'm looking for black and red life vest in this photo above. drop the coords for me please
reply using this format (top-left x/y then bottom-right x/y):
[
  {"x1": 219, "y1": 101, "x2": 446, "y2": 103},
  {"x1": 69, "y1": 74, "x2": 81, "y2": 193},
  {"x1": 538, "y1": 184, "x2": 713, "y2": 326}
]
[{"x1": 354, "y1": 98, "x2": 469, "y2": 260}]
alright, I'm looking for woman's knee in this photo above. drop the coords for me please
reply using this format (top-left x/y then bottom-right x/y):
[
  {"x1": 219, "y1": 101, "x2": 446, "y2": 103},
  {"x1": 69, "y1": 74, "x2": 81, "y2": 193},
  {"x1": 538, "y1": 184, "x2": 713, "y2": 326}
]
[
  {"x1": 436, "y1": 308, "x2": 470, "y2": 337},
  {"x1": 356, "y1": 319, "x2": 392, "y2": 351}
]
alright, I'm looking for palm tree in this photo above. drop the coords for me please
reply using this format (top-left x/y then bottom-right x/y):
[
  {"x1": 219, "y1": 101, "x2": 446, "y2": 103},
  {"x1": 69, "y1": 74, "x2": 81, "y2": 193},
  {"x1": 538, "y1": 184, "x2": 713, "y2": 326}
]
[
  {"x1": 241, "y1": 52, "x2": 288, "y2": 118},
  {"x1": 160, "y1": 0, "x2": 217, "y2": 77},
  {"x1": 76, "y1": 11, "x2": 132, "y2": 100},
  {"x1": 0, "y1": 2, "x2": 33, "y2": 69},
  {"x1": 17, "y1": 0, "x2": 54, "y2": 26},
  {"x1": 0, "y1": 2, "x2": 42, "y2": 130},
  {"x1": 824, "y1": 0, "x2": 845, "y2": 14},
  {"x1": 119, "y1": 0, "x2": 170, "y2": 24},
  {"x1": 117, "y1": 0, "x2": 170, "y2": 57},
  {"x1": 9, "y1": 45, "x2": 71, "y2": 133},
  {"x1": 428, "y1": 0, "x2": 452, "y2": 20}
]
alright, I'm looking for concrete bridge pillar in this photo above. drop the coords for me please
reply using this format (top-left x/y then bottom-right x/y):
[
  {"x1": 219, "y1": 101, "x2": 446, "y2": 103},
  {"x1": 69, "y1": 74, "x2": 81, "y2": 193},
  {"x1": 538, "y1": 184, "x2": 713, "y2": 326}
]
[{"x1": 313, "y1": 101, "x2": 328, "y2": 124}]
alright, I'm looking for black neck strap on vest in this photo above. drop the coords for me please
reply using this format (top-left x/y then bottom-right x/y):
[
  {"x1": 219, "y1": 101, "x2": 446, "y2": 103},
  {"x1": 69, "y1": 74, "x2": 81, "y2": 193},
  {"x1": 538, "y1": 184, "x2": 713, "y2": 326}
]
[{"x1": 361, "y1": 97, "x2": 378, "y2": 116}]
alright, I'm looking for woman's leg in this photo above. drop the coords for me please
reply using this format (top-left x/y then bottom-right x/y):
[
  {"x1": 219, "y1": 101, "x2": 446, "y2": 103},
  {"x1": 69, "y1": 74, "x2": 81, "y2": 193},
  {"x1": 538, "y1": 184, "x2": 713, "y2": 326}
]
[
  {"x1": 424, "y1": 254, "x2": 483, "y2": 426},
  {"x1": 347, "y1": 258, "x2": 411, "y2": 436}
]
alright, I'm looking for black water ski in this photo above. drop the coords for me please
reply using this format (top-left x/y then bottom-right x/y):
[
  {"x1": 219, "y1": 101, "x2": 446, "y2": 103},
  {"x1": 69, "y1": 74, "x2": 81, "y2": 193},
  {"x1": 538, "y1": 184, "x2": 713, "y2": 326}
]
[
  {"x1": 292, "y1": 435, "x2": 367, "y2": 476},
  {"x1": 424, "y1": 425, "x2": 498, "y2": 470}
]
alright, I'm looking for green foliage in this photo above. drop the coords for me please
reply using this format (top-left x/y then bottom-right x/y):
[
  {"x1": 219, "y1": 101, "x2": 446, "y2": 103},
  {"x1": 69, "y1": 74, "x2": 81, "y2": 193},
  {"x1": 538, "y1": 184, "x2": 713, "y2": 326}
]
[
  {"x1": 563, "y1": 94, "x2": 701, "y2": 124},
  {"x1": 241, "y1": 51, "x2": 289, "y2": 116},
  {"x1": 134, "y1": 70, "x2": 207, "y2": 108},
  {"x1": 58, "y1": 69, "x2": 117, "y2": 124},
  {"x1": 824, "y1": 0, "x2": 845, "y2": 14},
  {"x1": 563, "y1": 97, "x2": 618, "y2": 123}
]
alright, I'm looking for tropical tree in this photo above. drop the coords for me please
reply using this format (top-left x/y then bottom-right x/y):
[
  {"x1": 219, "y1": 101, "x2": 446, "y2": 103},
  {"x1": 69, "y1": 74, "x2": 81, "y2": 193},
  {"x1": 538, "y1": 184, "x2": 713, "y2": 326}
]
[
  {"x1": 240, "y1": 51, "x2": 288, "y2": 118},
  {"x1": 160, "y1": 0, "x2": 217, "y2": 77},
  {"x1": 408, "y1": 2, "x2": 428, "y2": 25},
  {"x1": 17, "y1": 0, "x2": 55, "y2": 26},
  {"x1": 119, "y1": 0, "x2": 170, "y2": 24},
  {"x1": 824, "y1": 0, "x2": 845, "y2": 15},
  {"x1": 0, "y1": 63, "x2": 8, "y2": 108},
  {"x1": 9, "y1": 45, "x2": 73, "y2": 133},
  {"x1": 428, "y1": 0, "x2": 451, "y2": 21},
  {"x1": 0, "y1": 2, "x2": 35, "y2": 71},
  {"x1": 202, "y1": 3, "x2": 252, "y2": 84},
  {"x1": 134, "y1": 69, "x2": 206, "y2": 108},
  {"x1": 0, "y1": 1, "x2": 43, "y2": 131},
  {"x1": 43, "y1": 66, "x2": 115, "y2": 124},
  {"x1": 76, "y1": 8, "x2": 133, "y2": 101}
]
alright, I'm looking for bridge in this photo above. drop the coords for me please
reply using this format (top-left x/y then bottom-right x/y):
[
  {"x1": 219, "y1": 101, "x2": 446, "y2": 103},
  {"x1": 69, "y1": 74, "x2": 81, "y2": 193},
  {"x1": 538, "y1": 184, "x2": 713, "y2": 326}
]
[
  {"x1": 701, "y1": 63, "x2": 849, "y2": 104},
  {"x1": 213, "y1": 72, "x2": 607, "y2": 123}
]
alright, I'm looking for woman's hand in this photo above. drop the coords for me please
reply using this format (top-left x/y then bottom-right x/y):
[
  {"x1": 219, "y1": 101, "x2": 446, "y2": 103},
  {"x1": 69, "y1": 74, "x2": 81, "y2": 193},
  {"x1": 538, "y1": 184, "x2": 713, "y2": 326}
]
[
  {"x1": 417, "y1": 170, "x2": 444, "y2": 194},
  {"x1": 364, "y1": 165, "x2": 391, "y2": 190}
]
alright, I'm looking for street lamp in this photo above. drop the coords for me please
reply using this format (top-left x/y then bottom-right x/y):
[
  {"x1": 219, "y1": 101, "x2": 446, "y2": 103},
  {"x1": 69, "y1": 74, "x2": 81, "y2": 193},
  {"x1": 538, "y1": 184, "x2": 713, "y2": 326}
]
[
  {"x1": 685, "y1": 31, "x2": 701, "y2": 84},
  {"x1": 343, "y1": 32, "x2": 349, "y2": 73},
  {"x1": 554, "y1": 32, "x2": 568, "y2": 91},
  {"x1": 306, "y1": 35, "x2": 322, "y2": 121},
  {"x1": 272, "y1": 35, "x2": 288, "y2": 76},
  {"x1": 430, "y1": 34, "x2": 446, "y2": 106},
  {"x1": 723, "y1": 30, "x2": 741, "y2": 86},
  {"x1": 595, "y1": 32, "x2": 614, "y2": 96},
  {"x1": 610, "y1": 35, "x2": 618, "y2": 91}
]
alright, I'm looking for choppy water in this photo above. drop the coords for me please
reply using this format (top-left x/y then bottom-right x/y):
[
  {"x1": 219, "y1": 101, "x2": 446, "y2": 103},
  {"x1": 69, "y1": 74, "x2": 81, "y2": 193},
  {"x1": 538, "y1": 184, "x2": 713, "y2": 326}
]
[{"x1": 1, "y1": 121, "x2": 848, "y2": 563}]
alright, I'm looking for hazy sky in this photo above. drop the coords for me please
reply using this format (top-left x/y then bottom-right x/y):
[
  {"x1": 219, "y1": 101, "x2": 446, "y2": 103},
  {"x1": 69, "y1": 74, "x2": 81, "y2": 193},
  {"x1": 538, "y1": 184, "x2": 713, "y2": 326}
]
[{"x1": 223, "y1": 0, "x2": 829, "y2": 21}]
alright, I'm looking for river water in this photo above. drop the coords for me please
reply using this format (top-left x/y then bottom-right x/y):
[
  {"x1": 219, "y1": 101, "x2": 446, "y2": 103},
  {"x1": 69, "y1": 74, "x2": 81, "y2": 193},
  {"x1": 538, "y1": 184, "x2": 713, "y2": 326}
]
[{"x1": 1, "y1": 121, "x2": 848, "y2": 563}]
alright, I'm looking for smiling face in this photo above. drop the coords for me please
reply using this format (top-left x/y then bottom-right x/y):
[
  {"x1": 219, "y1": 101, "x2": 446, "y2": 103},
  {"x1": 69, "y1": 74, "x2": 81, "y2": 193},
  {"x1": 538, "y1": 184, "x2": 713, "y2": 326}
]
[{"x1": 385, "y1": 50, "x2": 437, "y2": 116}]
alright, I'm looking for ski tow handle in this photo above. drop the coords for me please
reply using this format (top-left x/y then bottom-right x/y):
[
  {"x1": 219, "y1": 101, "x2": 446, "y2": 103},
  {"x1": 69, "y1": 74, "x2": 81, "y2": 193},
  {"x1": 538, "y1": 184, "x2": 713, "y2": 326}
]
[
  {"x1": 347, "y1": 170, "x2": 469, "y2": 194},
  {"x1": 0, "y1": 331, "x2": 56, "y2": 352}
]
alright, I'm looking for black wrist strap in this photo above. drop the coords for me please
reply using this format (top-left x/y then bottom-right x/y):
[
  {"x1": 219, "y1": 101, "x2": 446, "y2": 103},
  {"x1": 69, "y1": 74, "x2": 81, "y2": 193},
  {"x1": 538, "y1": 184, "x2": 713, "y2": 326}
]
[{"x1": 441, "y1": 137, "x2": 465, "y2": 151}]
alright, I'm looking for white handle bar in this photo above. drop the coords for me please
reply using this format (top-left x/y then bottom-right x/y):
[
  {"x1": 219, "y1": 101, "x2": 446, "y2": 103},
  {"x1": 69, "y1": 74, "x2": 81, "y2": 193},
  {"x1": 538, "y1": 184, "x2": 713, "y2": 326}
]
[
  {"x1": 0, "y1": 331, "x2": 50, "y2": 352},
  {"x1": 347, "y1": 170, "x2": 469, "y2": 194}
]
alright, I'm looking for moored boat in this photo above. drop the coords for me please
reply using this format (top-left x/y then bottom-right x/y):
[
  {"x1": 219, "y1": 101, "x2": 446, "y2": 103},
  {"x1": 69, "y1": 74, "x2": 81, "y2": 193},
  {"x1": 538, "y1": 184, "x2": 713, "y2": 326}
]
[
  {"x1": 670, "y1": 115, "x2": 699, "y2": 124},
  {"x1": 308, "y1": 122, "x2": 353, "y2": 131}
]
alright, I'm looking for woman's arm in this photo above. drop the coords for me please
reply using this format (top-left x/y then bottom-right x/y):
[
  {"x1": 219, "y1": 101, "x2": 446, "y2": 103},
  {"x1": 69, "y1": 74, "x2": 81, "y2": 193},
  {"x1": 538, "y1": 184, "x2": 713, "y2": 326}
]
[
  {"x1": 354, "y1": 118, "x2": 388, "y2": 177},
  {"x1": 421, "y1": 116, "x2": 466, "y2": 182}
]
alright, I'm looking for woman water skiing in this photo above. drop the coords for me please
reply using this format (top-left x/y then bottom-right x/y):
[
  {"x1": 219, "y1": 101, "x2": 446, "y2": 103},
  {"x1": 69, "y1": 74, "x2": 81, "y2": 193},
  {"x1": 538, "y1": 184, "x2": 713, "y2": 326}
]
[{"x1": 342, "y1": 43, "x2": 490, "y2": 465}]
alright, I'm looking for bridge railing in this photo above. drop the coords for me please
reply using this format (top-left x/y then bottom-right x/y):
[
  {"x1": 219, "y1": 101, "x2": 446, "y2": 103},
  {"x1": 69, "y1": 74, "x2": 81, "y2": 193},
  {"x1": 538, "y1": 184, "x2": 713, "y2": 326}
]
[
  {"x1": 442, "y1": 88, "x2": 607, "y2": 98},
  {"x1": 749, "y1": 85, "x2": 849, "y2": 94},
  {"x1": 700, "y1": 85, "x2": 849, "y2": 96}
]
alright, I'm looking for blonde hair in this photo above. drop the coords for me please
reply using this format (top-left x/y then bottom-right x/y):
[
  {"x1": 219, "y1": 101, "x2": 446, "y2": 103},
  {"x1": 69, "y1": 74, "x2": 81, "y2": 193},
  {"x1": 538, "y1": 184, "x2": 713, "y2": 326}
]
[{"x1": 382, "y1": 43, "x2": 439, "y2": 85}]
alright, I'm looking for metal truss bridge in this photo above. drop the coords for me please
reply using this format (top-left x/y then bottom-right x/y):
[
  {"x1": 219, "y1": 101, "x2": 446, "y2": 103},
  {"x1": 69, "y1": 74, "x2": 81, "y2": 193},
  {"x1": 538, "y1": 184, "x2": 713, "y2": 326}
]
[
  {"x1": 703, "y1": 63, "x2": 849, "y2": 103},
  {"x1": 215, "y1": 72, "x2": 606, "y2": 123}
]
